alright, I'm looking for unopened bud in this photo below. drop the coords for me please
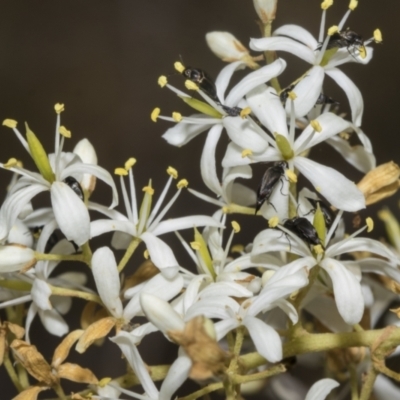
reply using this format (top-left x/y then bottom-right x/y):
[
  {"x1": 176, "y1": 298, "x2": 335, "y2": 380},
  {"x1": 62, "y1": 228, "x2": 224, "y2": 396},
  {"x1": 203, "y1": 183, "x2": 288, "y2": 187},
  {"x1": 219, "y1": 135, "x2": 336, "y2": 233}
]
[
  {"x1": 73, "y1": 139, "x2": 98, "y2": 195},
  {"x1": 0, "y1": 244, "x2": 36, "y2": 272},
  {"x1": 253, "y1": 0, "x2": 278, "y2": 23}
]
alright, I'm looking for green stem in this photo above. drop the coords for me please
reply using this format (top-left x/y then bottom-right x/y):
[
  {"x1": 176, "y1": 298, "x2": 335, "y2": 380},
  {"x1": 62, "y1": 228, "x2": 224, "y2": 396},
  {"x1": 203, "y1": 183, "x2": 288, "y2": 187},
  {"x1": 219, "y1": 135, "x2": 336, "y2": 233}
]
[
  {"x1": 118, "y1": 237, "x2": 141, "y2": 273},
  {"x1": 233, "y1": 364, "x2": 286, "y2": 384},
  {"x1": 81, "y1": 241, "x2": 93, "y2": 266},
  {"x1": 228, "y1": 326, "x2": 245, "y2": 372},
  {"x1": 3, "y1": 351, "x2": 24, "y2": 392},
  {"x1": 35, "y1": 253, "x2": 86, "y2": 263},
  {"x1": 349, "y1": 363, "x2": 359, "y2": 400},
  {"x1": 49, "y1": 285, "x2": 102, "y2": 305},
  {"x1": 359, "y1": 366, "x2": 378, "y2": 400},
  {"x1": 53, "y1": 383, "x2": 67, "y2": 400},
  {"x1": 178, "y1": 382, "x2": 223, "y2": 400}
]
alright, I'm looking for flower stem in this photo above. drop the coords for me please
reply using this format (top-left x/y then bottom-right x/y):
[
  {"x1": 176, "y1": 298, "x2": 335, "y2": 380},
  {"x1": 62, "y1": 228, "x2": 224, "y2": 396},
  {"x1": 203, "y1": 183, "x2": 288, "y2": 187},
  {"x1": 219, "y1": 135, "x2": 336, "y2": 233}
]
[
  {"x1": 49, "y1": 285, "x2": 103, "y2": 305},
  {"x1": 35, "y1": 253, "x2": 86, "y2": 263},
  {"x1": 118, "y1": 237, "x2": 141, "y2": 272},
  {"x1": 349, "y1": 363, "x2": 359, "y2": 400},
  {"x1": 3, "y1": 351, "x2": 24, "y2": 392},
  {"x1": 359, "y1": 365, "x2": 378, "y2": 400}
]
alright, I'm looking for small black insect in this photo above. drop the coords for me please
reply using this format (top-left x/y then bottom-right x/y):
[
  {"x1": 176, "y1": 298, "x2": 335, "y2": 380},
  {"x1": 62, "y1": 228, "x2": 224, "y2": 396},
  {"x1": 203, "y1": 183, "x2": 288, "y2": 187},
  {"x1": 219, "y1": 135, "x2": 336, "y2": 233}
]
[
  {"x1": 283, "y1": 216, "x2": 323, "y2": 249},
  {"x1": 182, "y1": 67, "x2": 219, "y2": 103},
  {"x1": 220, "y1": 105, "x2": 243, "y2": 117},
  {"x1": 317, "y1": 29, "x2": 365, "y2": 57},
  {"x1": 63, "y1": 176, "x2": 84, "y2": 201},
  {"x1": 31, "y1": 226, "x2": 59, "y2": 253},
  {"x1": 278, "y1": 84, "x2": 296, "y2": 106},
  {"x1": 315, "y1": 93, "x2": 339, "y2": 107},
  {"x1": 255, "y1": 161, "x2": 288, "y2": 214},
  {"x1": 305, "y1": 198, "x2": 335, "y2": 231}
]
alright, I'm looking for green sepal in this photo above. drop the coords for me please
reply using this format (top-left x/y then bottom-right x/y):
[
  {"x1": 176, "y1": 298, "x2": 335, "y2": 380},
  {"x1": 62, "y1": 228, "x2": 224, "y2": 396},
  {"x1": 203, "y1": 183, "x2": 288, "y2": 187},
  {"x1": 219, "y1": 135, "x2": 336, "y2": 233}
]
[
  {"x1": 313, "y1": 203, "x2": 326, "y2": 246},
  {"x1": 25, "y1": 123, "x2": 55, "y2": 183},
  {"x1": 180, "y1": 96, "x2": 222, "y2": 118},
  {"x1": 0, "y1": 279, "x2": 32, "y2": 292},
  {"x1": 275, "y1": 134, "x2": 294, "y2": 160},
  {"x1": 138, "y1": 179, "x2": 153, "y2": 230},
  {"x1": 194, "y1": 227, "x2": 216, "y2": 279}
]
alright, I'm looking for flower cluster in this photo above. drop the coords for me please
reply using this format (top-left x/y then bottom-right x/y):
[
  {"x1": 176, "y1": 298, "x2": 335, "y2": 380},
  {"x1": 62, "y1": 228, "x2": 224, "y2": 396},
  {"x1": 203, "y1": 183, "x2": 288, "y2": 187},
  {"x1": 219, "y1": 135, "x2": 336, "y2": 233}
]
[{"x1": 1, "y1": 1, "x2": 400, "y2": 400}]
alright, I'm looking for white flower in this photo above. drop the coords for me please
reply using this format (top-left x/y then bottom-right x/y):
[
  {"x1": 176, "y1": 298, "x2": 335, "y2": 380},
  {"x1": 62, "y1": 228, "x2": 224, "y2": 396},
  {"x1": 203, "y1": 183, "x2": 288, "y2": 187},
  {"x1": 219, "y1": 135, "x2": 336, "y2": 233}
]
[{"x1": 304, "y1": 378, "x2": 339, "y2": 400}]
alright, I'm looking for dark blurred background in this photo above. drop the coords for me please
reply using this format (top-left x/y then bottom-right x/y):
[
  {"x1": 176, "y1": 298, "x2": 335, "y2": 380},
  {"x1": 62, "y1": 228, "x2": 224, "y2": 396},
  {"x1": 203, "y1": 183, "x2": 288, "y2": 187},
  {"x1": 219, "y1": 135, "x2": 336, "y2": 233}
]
[{"x1": 0, "y1": 1, "x2": 399, "y2": 398}]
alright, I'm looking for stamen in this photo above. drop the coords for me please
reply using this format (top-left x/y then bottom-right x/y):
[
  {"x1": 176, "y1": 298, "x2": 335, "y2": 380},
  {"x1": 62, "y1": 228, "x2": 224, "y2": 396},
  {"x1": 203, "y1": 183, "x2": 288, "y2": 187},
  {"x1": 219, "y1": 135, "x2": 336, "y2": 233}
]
[
  {"x1": 174, "y1": 61, "x2": 185, "y2": 73},
  {"x1": 59, "y1": 126, "x2": 71, "y2": 138},
  {"x1": 190, "y1": 241, "x2": 201, "y2": 250},
  {"x1": 240, "y1": 107, "x2": 252, "y2": 118},
  {"x1": 147, "y1": 175, "x2": 174, "y2": 228},
  {"x1": 286, "y1": 169, "x2": 297, "y2": 183},
  {"x1": 2, "y1": 119, "x2": 17, "y2": 128},
  {"x1": 4, "y1": 158, "x2": 18, "y2": 168},
  {"x1": 3, "y1": 120, "x2": 30, "y2": 153},
  {"x1": 142, "y1": 186, "x2": 154, "y2": 195},
  {"x1": 366, "y1": 217, "x2": 374, "y2": 232},
  {"x1": 231, "y1": 244, "x2": 244, "y2": 253},
  {"x1": 116, "y1": 173, "x2": 133, "y2": 221},
  {"x1": 128, "y1": 167, "x2": 138, "y2": 225},
  {"x1": 177, "y1": 179, "x2": 188, "y2": 189},
  {"x1": 167, "y1": 166, "x2": 178, "y2": 179},
  {"x1": 137, "y1": 181, "x2": 153, "y2": 235},
  {"x1": 54, "y1": 103, "x2": 65, "y2": 114},
  {"x1": 268, "y1": 216, "x2": 279, "y2": 228},
  {"x1": 241, "y1": 149, "x2": 253, "y2": 158},
  {"x1": 151, "y1": 108, "x2": 160, "y2": 122},
  {"x1": 158, "y1": 76, "x2": 168, "y2": 87},
  {"x1": 338, "y1": 10, "x2": 351, "y2": 31},
  {"x1": 325, "y1": 209, "x2": 344, "y2": 245},
  {"x1": 374, "y1": 29, "x2": 383, "y2": 43},
  {"x1": 172, "y1": 112, "x2": 182, "y2": 122},
  {"x1": 313, "y1": 244, "x2": 324, "y2": 255},
  {"x1": 175, "y1": 231, "x2": 199, "y2": 265},
  {"x1": 222, "y1": 206, "x2": 230, "y2": 214},
  {"x1": 348, "y1": 0, "x2": 358, "y2": 10},
  {"x1": 288, "y1": 91, "x2": 297, "y2": 100},
  {"x1": 231, "y1": 221, "x2": 241, "y2": 233},
  {"x1": 125, "y1": 157, "x2": 137, "y2": 170},
  {"x1": 328, "y1": 25, "x2": 339, "y2": 36},
  {"x1": 321, "y1": 0, "x2": 333, "y2": 10},
  {"x1": 143, "y1": 249, "x2": 149, "y2": 259},
  {"x1": 185, "y1": 80, "x2": 199, "y2": 91},
  {"x1": 310, "y1": 120, "x2": 322, "y2": 132},
  {"x1": 114, "y1": 168, "x2": 128, "y2": 176}
]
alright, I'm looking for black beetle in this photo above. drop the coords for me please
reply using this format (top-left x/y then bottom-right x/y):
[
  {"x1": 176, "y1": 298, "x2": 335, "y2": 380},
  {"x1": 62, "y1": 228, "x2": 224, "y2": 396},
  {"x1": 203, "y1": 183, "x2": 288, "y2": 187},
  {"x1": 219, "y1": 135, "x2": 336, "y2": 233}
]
[
  {"x1": 283, "y1": 216, "x2": 323, "y2": 249},
  {"x1": 63, "y1": 176, "x2": 84, "y2": 201}
]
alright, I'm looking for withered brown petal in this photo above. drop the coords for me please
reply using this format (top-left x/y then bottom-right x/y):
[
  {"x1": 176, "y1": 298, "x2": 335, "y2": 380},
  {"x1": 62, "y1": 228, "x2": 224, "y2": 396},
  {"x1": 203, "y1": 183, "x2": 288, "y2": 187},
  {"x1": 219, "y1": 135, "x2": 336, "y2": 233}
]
[
  {"x1": 6, "y1": 322, "x2": 26, "y2": 339},
  {"x1": 52, "y1": 330, "x2": 84, "y2": 368},
  {"x1": 57, "y1": 362, "x2": 98, "y2": 384},
  {"x1": 12, "y1": 385, "x2": 49, "y2": 400}
]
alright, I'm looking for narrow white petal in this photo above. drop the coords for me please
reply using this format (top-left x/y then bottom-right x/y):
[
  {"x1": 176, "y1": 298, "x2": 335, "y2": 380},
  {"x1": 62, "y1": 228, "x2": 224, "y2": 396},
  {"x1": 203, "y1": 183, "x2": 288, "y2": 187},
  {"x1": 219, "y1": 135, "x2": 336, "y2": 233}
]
[
  {"x1": 31, "y1": 279, "x2": 52, "y2": 310},
  {"x1": 92, "y1": 247, "x2": 123, "y2": 318},
  {"x1": 7, "y1": 219, "x2": 33, "y2": 247},
  {"x1": 320, "y1": 258, "x2": 364, "y2": 325},
  {"x1": 199, "y1": 281, "x2": 253, "y2": 299},
  {"x1": 215, "y1": 61, "x2": 246, "y2": 103},
  {"x1": 90, "y1": 219, "x2": 135, "y2": 239},
  {"x1": 374, "y1": 374, "x2": 400, "y2": 399},
  {"x1": 325, "y1": 68, "x2": 363, "y2": 127},
  {"x1": 353, "y1": 258, "x2": 400, "y2": 283},
  {"x1": 230, "y1": 182, "x2": 257, "y2": 207},
  {"x1": 242, "y1": 316, "x2": 282, "y2": 362},
  {"x1": 214, "y1": 318, "x2": 239, "y2": 340},
  {"x1": 250, "y1": 37, "x2": 315, "y2": 64},
  {"x1": 51, "y1": 181, "x2": 90, "y2": 246},
  {"x1": 305, "y1": 378, "x2": 339, "y2": 400},
  {"x1": 0, "y1": 245, "x2": 35, "y2": 273},
  {"x1": 150, "y1": 216, "x2": 223, "y2": 236},
  {"x1": 38, "y1": 308, "x2": 69, "y2": 337},
  {"x1": 185, "y1": 296, "x2": 239, "y2": 321},
  {"x1": 328, "y1": 46, "x2": 374, "y2": 69},
  {"x1": 294, "y1": 157, "x2": 365, "y2": 212},
  {"x1": 274, "y1": 24, "x2": 318, "y2": 49}
]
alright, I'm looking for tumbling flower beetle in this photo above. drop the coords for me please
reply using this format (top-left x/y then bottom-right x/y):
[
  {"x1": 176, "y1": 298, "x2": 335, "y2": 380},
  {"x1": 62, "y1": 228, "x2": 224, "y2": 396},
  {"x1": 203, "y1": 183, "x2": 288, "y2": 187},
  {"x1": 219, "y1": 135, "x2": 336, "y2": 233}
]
[
  {"x1": 182, "y1": 67, "x2": 220, "y2": 103},
  {"x1": 305, "y1": 198, "x2": 336, "y2": 231},
  {"x1": 315, "y1": 93, "x2": 339, "y2": 107},
  {"x1": 317, "y1": 28, "x2": 366, "y2": 58},
  {"x1": 63, "y1": 176, "x2": 84, "y2": 201},
  {"x1": 255, "y1": 161, "x2": 288, "y2": 214},
  {"x1": 283, "y1": 216, "x2": 324, "y2": 249}
]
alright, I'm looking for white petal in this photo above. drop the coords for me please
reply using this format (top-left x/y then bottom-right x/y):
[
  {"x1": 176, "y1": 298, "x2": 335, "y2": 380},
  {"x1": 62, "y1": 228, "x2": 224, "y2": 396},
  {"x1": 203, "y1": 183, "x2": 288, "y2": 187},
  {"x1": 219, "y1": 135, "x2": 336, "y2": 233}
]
[
  {"x1": 305, "y1": 378, "x2": 339, "y2": 400},
  {"x1": 199, "y1": 281, "x2": 253, "y2": 299},
  {"x1": 325, "y1": 68, "x2": 363, "y2": 127},
  {"x1": 38, "y1": 308, "x2": 69, "y2": 337},
  {"x1": 159, "y1": 355, "x2": 191, "y2": 400},
  {"x1": 8, "y1": 220, "x2": 33, "y2": 247},
  {"x1": 294, "y1": 157, "x2": 365, "y2": 212},
  {"x1": 92, "y1": 247, "x2": 123, "y2": 318},
  {"x1": 50, "y1": 181, "x2": 90, "y2": 246},
  {"x1": 374, "y1": 374, "x2": 400, "y2": 399},
  {"x1": 250, "y1": 37, "x2": 315, "y2": 64},
  {"x1": 242, "y1": 316, "x2": 282, "y2": 362},
  {"x1": 246, "y1": 85, "x2": 289, "y2": 138},
  {"x1": 140, "y1": 293, "x2": 185, "y2": 333},
  {"x1": 327, "y1": 46, "x2": 374, "y2": 69},
  {"x1": 90, "y1": 219, "x2": 135, "y2": 239},
  {"x1": 25, "y1": 303, "x2": 37, "y2": 343},
  {"x1": 31, "y1": 279, "x2": 52, "y2": 310},
  {"x1": 185, "y1": 296, "x2": 239, "y2": 321},
  {"x1": 214, "y1": 318, "x2": 238, "y2": 341},
  {"x1": 230, "y1": 182, "x2": 257, "y2": 206},
  {"x1": 0, "y1": 245, "x2": 35, "y2": 273},
  {"x1": 320, "y1": 258, "x2": 364, "y2": 325},
  {"x1": 215, "y1": 61, "x2": 246, "y2": 103},
  {"x1": 225, "y1": 59, "x2": 287, "y2": 107},
  {"x1": 354, "y1": 258, "x2": 400, "y2": 283},
  {"x1": 110, "y1": 331, "x2": 159, "y2": 399},
  {"x1": 274, "y1": 24, "x2": 318, "y2": 49}
]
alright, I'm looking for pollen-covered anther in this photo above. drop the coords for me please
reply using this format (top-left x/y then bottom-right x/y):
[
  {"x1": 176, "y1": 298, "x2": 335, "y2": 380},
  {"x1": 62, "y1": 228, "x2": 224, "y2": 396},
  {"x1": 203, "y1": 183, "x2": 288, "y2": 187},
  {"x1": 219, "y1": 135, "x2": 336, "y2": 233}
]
[
  {"x1": 374, "y1": 29, "x2": 383, "y2": 43},
  {"x1": 59, "y1": 126, "x2": 71, "y2": 138},
  {"x1": 328, "y1": 25, "x2": 339, "y2": 36},
  {"x1": 310, "y1": 120, "x2": 322, "y2": 133},
  {"x1": 185, "y1": 80, "x2": 199, "y2": 91},
  {"x1": 321, "y1": 0, "x2": 333, "y2": 10},
  {"x1": 114, "y1": 167, "x2": 128, "y2": 176},
  {"x1": 240, "y1": 107, "x2": 252, "y2": 118},
  {"x1": 177, "y1": 179, "x2": 188, "y2": 189},
  {"x1": 231, "y1": 244, "x2": 244, "y2": 253},
  {"x1": 167, "y1": 166, "x2": 178, "y2": 179},
  {"x1": 125, "y1": 158, "x2": 137, "y2": 170},
  {"x1": 2, "y1": 119, "x2": 17, "y2": 128},
  {"x1": 359, "y1": 46, "x2": 367, "y2": 59},
  {"x1": 349, "y1": 0, "x2": 358, "y2": 10},
  {"x1": 268, "y1": 216, "x2": 279, "y2": 228},
  {"x1": 158, "y1": 76, "x2": 168, "y2": 88},
  {"x1": 151, "y1": 107, "x2": 160, "y2": 122},
  {"x1": 190, "y1": 241, "x2": 201, "y2": 251},
  {"x1": 54, "y1": 103, "x2": 65, "y2": 114},
  {"x1": 172, "y1": 112, "x2": 183, "y2": 122},
  {"x1": 174, "y1": 61, "x2": 185, "y2": 73},
  {"x1": 231, "y1": 221, "x2": 241, "y2": 233},
  {"x1": 144, "y1": 249, "x2": 150, "y2": 259},
  {"x1": 288, "y1": 91, "x2": 297, "y2": 101},
  {"x1": 241, "y1": 149, "x2": 253, "y2": 158},
  {"x1": 4, "y1": 158, "x2": 18, "y2": 168},
  {"x1": 315, "y1": 186, "x2": 322, "y2": 193},
  {"x1": 142, "y1": 186, "x2": 155, "y2": 195},
  {"x1": 98, "y1": 377, "x2": 112, "y2": 388},
  {"x1": 286, "y1": 169, "x2": 297, "y2": 183},
  {"x1": 366, "y1": 217, "x2": 374, "y2": 232},
  {"x1": 313, "y1": 244, "x2": 324, "y2": 255}
]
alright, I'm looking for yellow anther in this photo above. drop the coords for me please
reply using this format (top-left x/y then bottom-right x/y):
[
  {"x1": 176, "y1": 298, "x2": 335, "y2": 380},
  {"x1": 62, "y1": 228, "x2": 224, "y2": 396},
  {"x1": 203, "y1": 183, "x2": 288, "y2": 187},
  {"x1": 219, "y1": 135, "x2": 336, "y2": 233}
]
[
  {"x1": 16, "y1": 160, "x2": 23, "y2": 168},
  {"x1": 268, "y1": 216, "x2": 279, "y2": 228},
  {"x1": 328, "y1": 25, "x2": 339, "y2": 36},
  {"x1": 151, "y1": 107, "x2": 160, "y2": 122},
  {"x1": 286, "y1": 169, "x2": 297, "y2": 183},
  {"x1": 190, "y1": 241, "x2": 201, "y2": 250},
  {"x1": 374, "y1": 29, "x2": 383, "y2": 43},
  {"x1": 313, "y1": 244, "x2": 324, "y2": 255},
  {"x1": 125, "y1": 158, "x2": 136, "y2": 170},
  {"x1": 231, "y1": 244, "x2": 244, "y2": 254},
  {"x1": 290, "y1": 290, "x2": 299, "y2": 300},
  {"x1": 167, "y1": 166, "x2": 178, "y2": 179},
  {"x1": 359, "y1": 46, "x2": 367, "y2": 59},
  {"x1": 315, "y1": 186, "x2": 322, "y2": 193},
  {"x1": 241, "y1": 149, "x2": 253, "y2": 158},
  {"x1": 231, "y1": 221, "x2": 241, "y2": 233},
  {"x1": 310, "y1": 119, "x2": 322, "y2": 133},
  {"x1": 288, "y1": 91, "x2": 297, "y2": 101},
  {"x1": 185, "y1": 80, "x2": 199, "y2": 91},
  {"x1": 366, "y1": 217, "x2": 374, "y2": 232},
  {"x1": 158, "y1": 75, "x2": 168, "y2": 88},
  {"x1": 222, "y1": 206, "x2": 230, "y2": 214},
  {"x1": 174, "y1": 61, "x2": 185, "y2": 73},
  {"x1": 4, "y1": 158, "x2": 18, "y2": 168},
  {"x1": 59, "y1": 126, "x2": 71, "y2": 138},
  {"x1": 2, "y1": 119, "x2": 17, "y2": 128},
  {"x1": 172, "y1": 112, "x2": 182, "y2": 122},
  {"x1": 142, "y1": 186, "x2": 154, "y2": 195},
  {"x1": 144, "y1": 249, "x2": 150, "y2": 259},
  {"x1": 177, "y1": 179, "x2": 188, "y2": 189},
  {"x1": 240, "y1": 107, "x2": 252, "y2": 118},
  {"x1": 339, "y1": 132, "x2": 350, "y2": 140},
  {"x1": 54, "y1": 103, "x2": 65, "y2": 114},
  {"x1": 114, "y1": 167, "x2": 128, "y2": 176},
  {"x1": 321, "y1": 0, "x2": 333, "y2": 10},
  {"x1": 98, "y1": 377, "x2": 112, "y2": 388},
  {"x1": 349, "y1": 0, "x2": 358, "y2": 10}
]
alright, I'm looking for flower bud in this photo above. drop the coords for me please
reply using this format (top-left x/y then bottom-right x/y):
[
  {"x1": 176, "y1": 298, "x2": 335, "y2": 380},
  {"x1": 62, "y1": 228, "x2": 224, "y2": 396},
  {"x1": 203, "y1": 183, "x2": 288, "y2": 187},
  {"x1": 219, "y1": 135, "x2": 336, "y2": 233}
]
[
  {"x1": 0, "y1": 244, "x2": 36, "y2": 272},
  {"x1": 73, "y1": 138, "x2": 98, "y2": 194},
  {"x1": 253, "y1": 0, "x2": 278, "y2": 23},
  {"x1": 206, "y1": 32, "x2": 259, "y2": 69}
]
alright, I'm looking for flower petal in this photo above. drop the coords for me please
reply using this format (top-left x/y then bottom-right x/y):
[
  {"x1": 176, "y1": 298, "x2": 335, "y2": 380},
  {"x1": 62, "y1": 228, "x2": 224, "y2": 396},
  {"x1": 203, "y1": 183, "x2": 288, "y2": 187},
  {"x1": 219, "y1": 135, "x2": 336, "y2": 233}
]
[
  {"x1": 215, "y1": 61, "x2": 246, "y2": 103},
  {"x1": 31, "y1": 279, "x2": 52, "y2": 311},
  {"x1": 305, "y1": 378, "x2": 339, "y2": 400},
  {"x1": 274, "y1": 24, "x2": 318, "y2": 49},
  {"x1": 90, "y1": 219, "x2": 135, "y2": 239},
  {"x1": 38, "y1": 308, "x2": 69, "y2": 337}
]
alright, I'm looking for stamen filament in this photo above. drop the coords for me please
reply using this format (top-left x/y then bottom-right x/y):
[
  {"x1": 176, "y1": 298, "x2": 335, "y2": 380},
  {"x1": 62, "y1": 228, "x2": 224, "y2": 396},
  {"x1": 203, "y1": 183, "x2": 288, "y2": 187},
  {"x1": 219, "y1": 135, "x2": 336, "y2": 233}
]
[
  {"x1": 147, "y1": 176, "x2": 173, "y2": 228},
  {"x1": 129, "y1": 168, "x2": 138, "y2": 225}
]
